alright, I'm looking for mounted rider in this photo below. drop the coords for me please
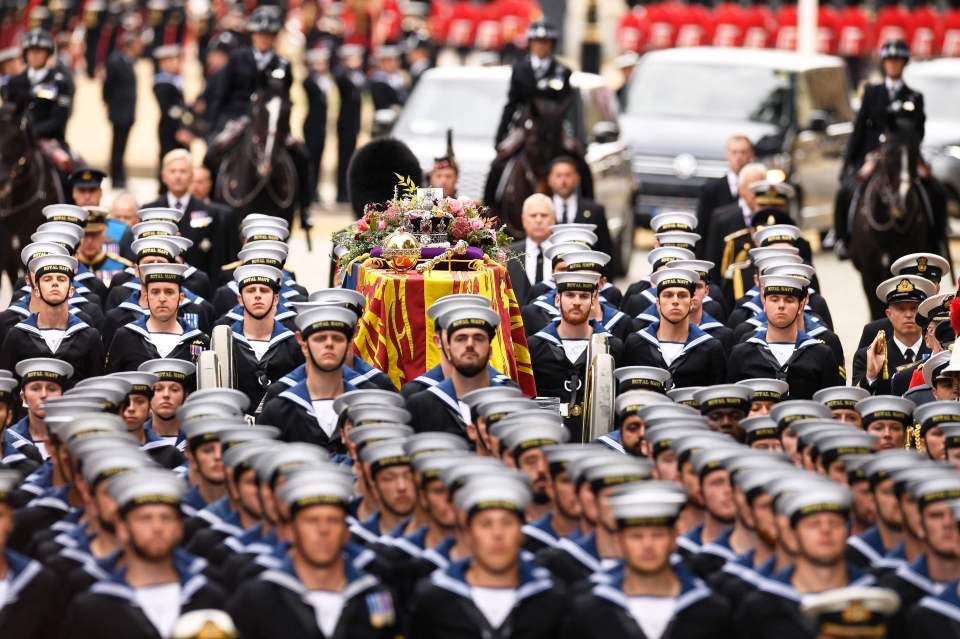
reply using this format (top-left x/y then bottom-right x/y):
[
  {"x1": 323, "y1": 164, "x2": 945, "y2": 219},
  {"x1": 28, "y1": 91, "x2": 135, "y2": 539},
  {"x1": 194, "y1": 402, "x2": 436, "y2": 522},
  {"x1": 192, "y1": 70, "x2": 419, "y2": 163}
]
[
  {"x1": 204, "y1": 6, "x2": 293, "y2": 170},
  {"x1": 487, "y1": 19, "x2": 593, "y2": 222},
  {"x1": 3, "y1": 29, "x2": 74, "y2": 175},
  {"x1": 494, "y1": 19, "x2": 573, "y2": 149},
  {"x1": 834, "y1": 38, "x2": 927, "y2": 258}
]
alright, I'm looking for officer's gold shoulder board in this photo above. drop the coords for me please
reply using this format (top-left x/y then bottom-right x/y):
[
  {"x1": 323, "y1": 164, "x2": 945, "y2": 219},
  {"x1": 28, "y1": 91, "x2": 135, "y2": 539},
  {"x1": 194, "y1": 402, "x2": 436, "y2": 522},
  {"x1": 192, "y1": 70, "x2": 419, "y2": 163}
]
[
  {"x1": 107, "y1": 253, "x2": 133, "y2": 268},
  {"x1": 723, "y1": 228, "x2": 750, "y2": 244}
]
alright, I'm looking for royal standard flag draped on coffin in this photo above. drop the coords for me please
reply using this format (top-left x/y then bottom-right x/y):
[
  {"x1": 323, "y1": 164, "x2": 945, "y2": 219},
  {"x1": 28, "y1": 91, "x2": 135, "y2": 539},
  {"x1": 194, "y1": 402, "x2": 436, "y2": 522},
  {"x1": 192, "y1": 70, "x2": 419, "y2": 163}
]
[{"x1": 349, "y1": 258, "x2": 537, "y2": 397}]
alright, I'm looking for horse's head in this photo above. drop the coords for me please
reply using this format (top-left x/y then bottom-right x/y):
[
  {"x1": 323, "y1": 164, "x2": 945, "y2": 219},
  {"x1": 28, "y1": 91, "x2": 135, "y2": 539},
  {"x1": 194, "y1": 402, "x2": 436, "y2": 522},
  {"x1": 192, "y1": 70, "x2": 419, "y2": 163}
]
[
  {"x1": 879, "y1": 133, "x2": 919, "y2": 220},
  {"x1": 0, "y1": 101, "x2": 32, "y2": 199},
  {"x1": 522, "y1": 95, "x2": 574, "y2": 172},
  {"x1": 250, "y1": 89, "x2": 291, "y2": 177}
]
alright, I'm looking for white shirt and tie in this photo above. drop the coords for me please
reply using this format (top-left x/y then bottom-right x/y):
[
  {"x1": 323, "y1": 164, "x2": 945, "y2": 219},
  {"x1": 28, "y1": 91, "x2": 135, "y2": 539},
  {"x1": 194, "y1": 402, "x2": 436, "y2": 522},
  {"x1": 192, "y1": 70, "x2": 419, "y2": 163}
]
[
  {"x1": 552, "y1": 195, "x2": 577, "y2": 225},
  {"x1": 885, "y1": 78, "x2": 904, "y2": 100},
  {"x1": 253, "y1": 49, "x2": 275, "y2": 72},
  {"x1": 168, "y1": 192, "x2": 191, "y2": 212},
  {"x1": 530, "y1": 55, "x2": 551, "y2": 79},
  {"x1": 738, "y1": 198, "x2": 753, "y2": 227},
  {"x1": 524, "y1": 238, "x2": 552, "y2": 286},
  {"x1": 27, "y1": 67, "x2": 46, "y2": 85},
  {"x1": 726, "y1": 170, "x2": 738, "y2": 198}
]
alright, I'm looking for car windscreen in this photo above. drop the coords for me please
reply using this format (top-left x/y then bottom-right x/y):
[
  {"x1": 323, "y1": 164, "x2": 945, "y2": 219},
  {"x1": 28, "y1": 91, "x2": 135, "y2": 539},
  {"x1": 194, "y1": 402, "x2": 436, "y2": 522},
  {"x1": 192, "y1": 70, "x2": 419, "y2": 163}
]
[
  {"x1": 394, "y1": 77, "x2": 509, "y2": 139},
  {"x1": 627, "y1": 61, "x2": 793, "y2": 127},
  {"x1": 902, "y1": 73, "x2": 960, "y2": 121}
]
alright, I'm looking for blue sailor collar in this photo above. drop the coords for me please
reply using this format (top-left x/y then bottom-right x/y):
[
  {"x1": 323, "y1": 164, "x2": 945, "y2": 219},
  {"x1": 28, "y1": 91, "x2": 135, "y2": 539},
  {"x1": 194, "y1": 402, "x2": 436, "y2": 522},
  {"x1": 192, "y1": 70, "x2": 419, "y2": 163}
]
[
  {"x1": 224, "y1": 300, "x2": 296, "y2": 323},
  {"x1": 15, "y1": 461, "x2": 53, "y2": 499},
  {"x1": 15, "y1": 310, "x2": 90, "y2": 336},
  {"x1": 181, "y1": 485, "x2": 208, "y2": 517},
  {"x1": 91, "y1": 548, "x2": 209, "y2": 602},
  {"x1": 260, "y1": 553, "x2": 381, "y2": 603},
  {"x1": 387, "y1": 525, "x2": 431, "y2": 558},
  {"x1": 279, "y1": 378, "x2": 360, "y2": 418},
  {"x1": 677, "y1": 523, "x2": 704, "y2": 555},
  {"x1": 634, "y1": 305, "x2": 723, "y2": 332},
  {"x1": 894, "y1": 553, "x2": 946, "y2": 596},
  {"x1": 533, "y1": 318, "x2": 608, "y2": 347},
  {"x1": 223, "y1": 523, "x2": 279, "y2": 556},
  {"x1": 26, "y1": 483, "x2": 74, "y2": 513},
  {"x1": 230, "y1": 318, "x2": 295, "y2": 350},
  {"x1": 522, "y1": 512, "x2": 565, "y2": 549},
  {"x1": 421, "y1": 536, "x2": 458, "y2": 569},
  {"x1": 279, "y1": 363, "x2": 307, "y2": 388},
  {"x1": 591, "y1": 562, "x2": 711, "y2": 616},
  {"x1": 555, "y1": 532, "x2": 620, "y2": 574},
  {"x1": 411, "y1": 363, "x2": 445, "y2": 388},
  {"x1": 719, "y1": 549, "x2": 780, "y2": 591},
  {"x1": 746, "y1": 328, "x2": 820, "y2": 351},
  {"x1": 193, "y1": 496, "x2": 244, "y2": 537},
  {"x1": 124, "y1": 316, "x2": 203, "y2": 345},
  {"x1": 8, "y1": 293, "x2": 87, "y2": 315},
  {"x1": 918, "y1": 580, "x2": 960, "y2": 622},
  {"x1": 431, "y1": 556, "x2": 553, "y2": 603},
  {"x1": 4, "y1": 416, "x2": 33, "y2": 446},
  {"x1": 346, "y1": 356, "x2": 391, "y2": 386},
  {"x1": 637, "y1": 321, "x2": 713, "y2": 352},
  {"x1": 699, "y1": 527, "x2": 738, "y2": 562},
  {"x1": 596, "y1": 429, "x2": 625, "y2": 454},
  {"x1": 0, "y1": 549, "x2": 45, "y2": 608},
  {"x1": 761, "y1": 563, "x2": 874, "y2": 602}
]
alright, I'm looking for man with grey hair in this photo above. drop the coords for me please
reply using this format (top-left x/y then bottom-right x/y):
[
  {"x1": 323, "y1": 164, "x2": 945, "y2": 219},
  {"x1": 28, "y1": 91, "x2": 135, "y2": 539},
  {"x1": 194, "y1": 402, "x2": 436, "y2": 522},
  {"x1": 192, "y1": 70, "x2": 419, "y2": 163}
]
[
  {"x1": 106, "y1": 192, "x2": 138, "y2": 261},
  {"x1": 704, "y1": 162, "x2": 767, "y2": 280},
  {"x1": 143, "y1": 149, "x2": 224, "y2": 279},
  {"x1": 506, "y1": 193, "x2": 556, "y2": 304}
]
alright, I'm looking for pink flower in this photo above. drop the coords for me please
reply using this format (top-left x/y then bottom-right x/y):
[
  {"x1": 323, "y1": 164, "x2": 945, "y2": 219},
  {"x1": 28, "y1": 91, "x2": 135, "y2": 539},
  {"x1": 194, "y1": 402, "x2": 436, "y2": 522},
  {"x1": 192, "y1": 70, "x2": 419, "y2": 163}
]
[
  {"x1": 460, "y1": 198, "x2": 475, "y2": 209},
  {"x1": 496, "y1": 250, "x2": 507, "y2": 262},
  {"x1": 449, "y1": 217, "x2": 471, "y2": 239},
  {"x1": 446, "y1": 197, "x2": 463, "y2": 214},
  {"x1": 377, "y1": 220, "x2": 387, "y2": 231},
  {"x1": 356, "y1": 219, "x2": 369, "y2": 232},
  {"x1": 470, "y1": 218, "x2": 484, "y2": 230}
]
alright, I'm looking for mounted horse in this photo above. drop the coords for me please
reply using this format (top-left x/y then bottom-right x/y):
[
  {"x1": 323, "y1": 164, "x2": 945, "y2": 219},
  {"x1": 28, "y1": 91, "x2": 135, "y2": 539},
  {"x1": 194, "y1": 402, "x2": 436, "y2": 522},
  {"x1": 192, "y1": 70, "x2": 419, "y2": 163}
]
[
  {"x1": 848, "y1": 119, "x2": 947, "y2": 319},
  {"x1": 213, "y1": 87, "x2": 311, "y2": 236},
  {"x1": 0, "y1": 101, "x2": 61, "y2": 288},
  {"x1": 484, "y1": 92, "x2": 591, "y2": 235}
]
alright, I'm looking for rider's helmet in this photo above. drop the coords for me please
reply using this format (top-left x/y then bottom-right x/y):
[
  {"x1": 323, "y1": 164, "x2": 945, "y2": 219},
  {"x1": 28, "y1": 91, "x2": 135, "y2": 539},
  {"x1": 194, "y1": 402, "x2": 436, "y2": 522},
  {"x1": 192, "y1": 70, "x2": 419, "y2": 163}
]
[
  {"x1": 21, "y1": 29, "x2": 54, "y2": 55},
  {"x1": 247, "y1": 6, "x2": 283, "y2": 35},
  {"x1": 526, "y1": 19, "x2": 559, "y2": 43},
  {"x1": 879, "y1": 39, "x2": 911, "y2": 62}
]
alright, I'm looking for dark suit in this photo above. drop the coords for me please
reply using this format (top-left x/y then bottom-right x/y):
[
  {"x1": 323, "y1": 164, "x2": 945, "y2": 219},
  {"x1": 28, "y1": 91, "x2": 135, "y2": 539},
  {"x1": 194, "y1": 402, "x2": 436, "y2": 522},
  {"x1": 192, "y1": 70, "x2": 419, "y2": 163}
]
[
  {"x1": 696, "y1": 175, "x2": 737, "y2": 258},
  {"x1": 852, "y1": 333, "x2": 929, "y2": 396},
  {"x1": 197, "y1": 66, "x2": 227, "y2": 134},
  {"x1": 143, "y1": 195, "x2": 226, "y2": 280},
  {"x1": 368, "y1": 70, "x2": 409, "y2": 110},
  {"x1": 153, "y1": 71, "x2": 188, "y2": 177},
  {"x1": 845, "y1": 82, "x2": 926, "y2": 171},
  {"x1": 334, "y1": 66, "x2": 364, "y2": 202},
  {"x1": 555, "y1": 196, "x2": 616, "y2": 273},
  {"x1": 495, "y1": 55, "x2": 573, "y2": 145},
  {"x1": 302, "y1": 73, "x2": 330, "y2": 202},
  {"x1": 103, "y1": 51, "x2": 136, "y2": 186},
  {"x1": 506, "y1": 239, "x2": 535, "y2": 305},
  {"x1": 704, "y1": 201, "x2": 748, "y2": 282}
]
